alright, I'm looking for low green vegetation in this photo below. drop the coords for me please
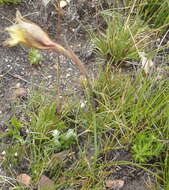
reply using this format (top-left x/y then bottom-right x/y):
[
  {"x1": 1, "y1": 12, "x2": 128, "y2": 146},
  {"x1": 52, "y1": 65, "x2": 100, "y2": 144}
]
[
  {"x1": 132, "y1": 132, "x2": 164, "y2": 163},
  {"x1": 0, "y1": 0, "x2": 21, "y2": 4},
  {"x1": 28, "y1": 49, "x2": 43, "y2": 65},
  {"x1": 125, "y1": 0, "x2": 169, "y2": 32},
  {"x1": 91, "y1": 11, "x2": 153, "y2": 65},
  {"x1": 1, "y1": 69, "x2": 169, "y2": 189}
]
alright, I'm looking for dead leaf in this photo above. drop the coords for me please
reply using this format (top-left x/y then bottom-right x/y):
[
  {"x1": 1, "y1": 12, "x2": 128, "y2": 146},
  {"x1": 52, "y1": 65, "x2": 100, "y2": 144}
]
[
  {"x1": 139, "y1": 52, "x2": 154, "y2": 75},
  {"x1": 38, "y1": 175, "x2": 55, "y2": 190},
  {"x1": 47, "y1": 150, "x2": 68, "y2": 169},
  {"x1": 17, "y1": 173, "x2": 31, "y2": 186},
  {"x1": 105, "y1": 179, "x2": 124, "y2": 189}
]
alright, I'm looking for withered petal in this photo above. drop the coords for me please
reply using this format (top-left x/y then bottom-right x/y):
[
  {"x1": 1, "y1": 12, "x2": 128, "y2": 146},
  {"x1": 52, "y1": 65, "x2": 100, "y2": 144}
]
[{"x1": 4, "y1": 10, "x2": 56, "y2": 50}]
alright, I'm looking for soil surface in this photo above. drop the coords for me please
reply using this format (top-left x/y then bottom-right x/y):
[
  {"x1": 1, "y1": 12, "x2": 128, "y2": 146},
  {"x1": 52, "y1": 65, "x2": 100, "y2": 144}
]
[{"x1": 0, "y1": 1, "x2": 155, "y2": 189}]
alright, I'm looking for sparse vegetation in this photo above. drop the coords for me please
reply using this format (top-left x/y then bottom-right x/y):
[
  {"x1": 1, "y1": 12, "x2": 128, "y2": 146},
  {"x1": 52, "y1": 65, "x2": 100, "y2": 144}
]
[
  {"x1": 125, "y1": 0, "x2": 169, "y2": 32},
  {"x1": 28, "y1": 49, "x2": 43, "y2": 65},
  {"x1": 1, "y1": 69, "x2": 169, "y2": 189}
]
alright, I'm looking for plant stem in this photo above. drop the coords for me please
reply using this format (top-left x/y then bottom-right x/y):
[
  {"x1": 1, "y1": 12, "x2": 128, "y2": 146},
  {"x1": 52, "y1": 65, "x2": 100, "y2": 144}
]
[
  {"x1": 53, "y1": 43, "x2": 89, "y2": 80},
  {"x1": 93, "y1": 113, "x2": 98, "y2": 166}
]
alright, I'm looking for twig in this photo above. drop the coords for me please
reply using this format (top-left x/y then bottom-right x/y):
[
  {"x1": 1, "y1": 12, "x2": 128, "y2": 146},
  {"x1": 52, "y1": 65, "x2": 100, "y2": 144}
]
[
  {"x1": 55, "y1": 0, "x2": 64, "y2": 114},
  {"x1": 0, "y1": 68, "x2": 13, "y2": 78},
  {"x1": 7, "y1": 73, "x2": 50, "y2": 91},
  {"x1": 53, "y1": 42, "x2": 89, "y2": 80},
  {"x1": 55, "y1": 57, "x2": 62, "y2": 114},
  {"x1": 157, "y1": 28, "x2": 169, "y2": 51},
  {"x1": 55, "y1": 0, "x2": 62, "y2": 41},
  {"x1": 0, "y1": 13, "x2": 14, "y2": 24},
  {"x1": 125, "y1": 0, "x2": 137, "y2": 30}
]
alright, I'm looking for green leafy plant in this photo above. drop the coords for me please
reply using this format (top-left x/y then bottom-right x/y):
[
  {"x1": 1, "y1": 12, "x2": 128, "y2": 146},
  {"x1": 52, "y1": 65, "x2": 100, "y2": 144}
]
[
  {"x1": 132, "y1": 132, "x2": 164, "y2": 163},
  {"x1": 5, "y1": 117, "x2": 25, "y2": 144},
  {"x1": 52, "y1": 129, "x2": 76, "y2": 151},
  {"x1": 28, "y1": 48, "x2": 43, "y2": 65}
]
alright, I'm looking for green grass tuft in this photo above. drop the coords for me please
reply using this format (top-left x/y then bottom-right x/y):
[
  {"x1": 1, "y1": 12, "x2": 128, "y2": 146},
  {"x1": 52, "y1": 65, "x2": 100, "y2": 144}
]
[{"x1": 90, "y1": 11, "x2": 153, "y2": 65}]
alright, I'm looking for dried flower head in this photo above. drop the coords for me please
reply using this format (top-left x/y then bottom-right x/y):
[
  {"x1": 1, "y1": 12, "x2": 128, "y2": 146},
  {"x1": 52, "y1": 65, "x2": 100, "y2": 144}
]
[
  {"x1": 3, "y1": 10, "x2": 57, "y2": 49},
  {"x1": 3, "y1": 10, "x2": 89, "y2": 79}
]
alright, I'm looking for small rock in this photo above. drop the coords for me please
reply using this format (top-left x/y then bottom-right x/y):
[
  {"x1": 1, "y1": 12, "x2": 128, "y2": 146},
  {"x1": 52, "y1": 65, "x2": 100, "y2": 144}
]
[
  {"x1": 38, "y1": 175, "x2": 55, "y2": 190},
  {"x1": 66, "y1": 73, "x2": 71, "y2": 77},
  {"x1": 48, "y1": 85, "x2": 54, "y2": 89},
  {"x1": 105, "y1": 179, "x2": 124, "y2": 189},
  {"x1": 1, "y1": 151, "x2": 6, "y2": 156},
  {"x1": 14, "y1": 152, "x2": 18, "y2": 157},
  {"x1": 32, "y1": 70, "x2": 38, "y2": 75},
  {"x1": 67, "y1": 68, "x2": 72, "y2": 71},
  {"x1": 60, "y1": 0, "x2": 70, "y2": 8},
  {"x1": 13, "y1": 88, "x2": 27, "y2": 98},
  {"x1": 15, "y1": 83, "x2": 21, "y2": 88},
  {"x1": 17, "y1": 173, "x2": 31, "y2": 186},
  {"x1": 53, "y1": 65, "x2": 59, "y2": 70},
  {"x1": 0, "y1": 155, "x2": 5, "y2": 161}
]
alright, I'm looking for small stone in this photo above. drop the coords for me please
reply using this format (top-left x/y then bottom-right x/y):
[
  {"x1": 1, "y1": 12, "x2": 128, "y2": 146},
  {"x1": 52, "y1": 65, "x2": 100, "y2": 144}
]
[
  {"x1": 15, "y1": 83, "x2": 21, "y2": 88},
  {"x1": 32, "y1": 70, "x2": 38, "y2": 75},
  {"x1": 105, "y1": 179, "x2": 124, "y2": 189},
  {"x1": 53, "y1": 65, "x2": 59, "y2": 70},
  {"x1": 80, "y1": 101, "x2": 86, "y2": 108},
  {"x1": 48, "y1": 85, "x2": 54, "y2": 89},
  {"x1": 17, "y1": 173, "x2": 31, "y2": 186},
  {"x1": 14, "y1": 152, "x2": 18, "y2": 157},
  {"x1": 38, "y1": 175, "x2": 55, "y2": 190},
  {"x1": 1, "y1": 151, "x2": 6, "y2": 156},
  {"x1": 66, "y1": 73, "x2": 71, "y2": 77},
  {"x1": 13, "y1": 88, "x2": 27, "y2": 98},
  {"x1": 0, "y1": 155, "x2": 5, "y2": 161},
  {"x1": 67, "y1": 68, "x2": 72, "y2": 71},
  {"x1": 60, "y1": 0, "x2": 71, "y2": 8}
]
